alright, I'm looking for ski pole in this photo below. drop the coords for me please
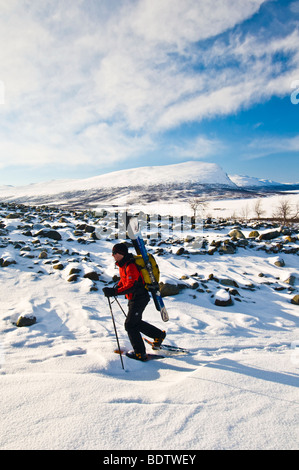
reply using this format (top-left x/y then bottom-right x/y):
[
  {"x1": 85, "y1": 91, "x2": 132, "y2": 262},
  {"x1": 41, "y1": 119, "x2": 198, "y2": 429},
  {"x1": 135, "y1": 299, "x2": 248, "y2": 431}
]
[
  {"x1": 107, "y1": 297, "x2": 124, "y2": 370},
  {"x1": 113, "y1": 296, "x2": 127, "y2": 317}
]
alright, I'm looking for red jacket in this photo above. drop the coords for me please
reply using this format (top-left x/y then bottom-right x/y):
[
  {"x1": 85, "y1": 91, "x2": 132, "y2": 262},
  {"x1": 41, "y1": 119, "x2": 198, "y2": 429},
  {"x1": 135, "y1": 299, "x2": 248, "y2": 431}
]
[{"x1": 116, "y1": 254, "x2": 147, "y2": 300}]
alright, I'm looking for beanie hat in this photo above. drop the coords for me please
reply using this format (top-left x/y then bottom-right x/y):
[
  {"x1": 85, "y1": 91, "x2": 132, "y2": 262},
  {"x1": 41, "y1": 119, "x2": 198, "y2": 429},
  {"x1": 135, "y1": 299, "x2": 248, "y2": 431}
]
[{"x1": 112, "y1": 243, "x2": 128, "y2": 256}]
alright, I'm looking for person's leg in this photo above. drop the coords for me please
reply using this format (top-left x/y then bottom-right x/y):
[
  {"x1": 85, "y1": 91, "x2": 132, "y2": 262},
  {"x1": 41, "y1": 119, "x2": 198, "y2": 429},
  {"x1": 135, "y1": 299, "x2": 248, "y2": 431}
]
[
  {"x1": 139, "y1": 321, "x2": 165, "y2": 344},
  {"x1": 125, "y1": 298, "x2": 149, "y2": 355}
]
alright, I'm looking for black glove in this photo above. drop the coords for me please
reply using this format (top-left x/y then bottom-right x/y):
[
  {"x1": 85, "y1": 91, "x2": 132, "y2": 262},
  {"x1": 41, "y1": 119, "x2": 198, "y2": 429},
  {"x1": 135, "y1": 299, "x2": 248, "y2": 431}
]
[
  {"x1": 147, "y1": 283, "x2": 159, "y2": 292},
  {"x1": 103, "y1": 287, "x2": 117, "y2": 298}
]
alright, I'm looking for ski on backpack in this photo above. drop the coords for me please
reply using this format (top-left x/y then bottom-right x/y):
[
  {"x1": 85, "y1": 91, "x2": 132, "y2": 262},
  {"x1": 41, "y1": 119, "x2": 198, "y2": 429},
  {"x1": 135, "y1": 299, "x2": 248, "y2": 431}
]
[
  {"x1": 126, "y1": 216, "x2": 169, "y2": 322},
  {"x1": 114, "y1": 349, "x2": 165, "y2": 361},
  {"x1": 143, "y1": 337, "x2": 190, "y2": 355}
]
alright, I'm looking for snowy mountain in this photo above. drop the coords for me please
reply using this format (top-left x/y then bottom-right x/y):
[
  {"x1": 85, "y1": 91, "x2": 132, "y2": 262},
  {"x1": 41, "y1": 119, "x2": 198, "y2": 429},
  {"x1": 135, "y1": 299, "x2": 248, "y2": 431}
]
[
  {"x1": 0, "y1": 161, "x2": 236, "y2": 207},
  {"x1": 0, "y1": 161, "x2": 297, "y2": 209},
  {"x1": 228, "y1": 174, "x2": 293, "y2": 188},
  {"x1": 77, "y1": 161, "x2": 236, "y2": 188},
  {"x1": 229, "y1": 174, "x2": 281, "y2": 187},
  {"x1": 0, "y1": 161, "x2": 236, "y2": 195}
]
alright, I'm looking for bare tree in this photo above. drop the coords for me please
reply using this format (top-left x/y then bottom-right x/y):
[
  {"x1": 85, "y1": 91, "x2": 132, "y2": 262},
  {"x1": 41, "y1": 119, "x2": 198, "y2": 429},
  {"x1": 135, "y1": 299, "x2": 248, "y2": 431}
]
[
  {"x1": 239, "y1": 203, "x2": 250, "y2": 221},
  {"x1": 272, "y1": 198, "x2": 299, "y2": 225},
  {"x1": 253, "y1": 199, "x2": 265, "y2": 220},
  {"x1": 189, "y1": 197, "x2": 209, "y2": 219}
]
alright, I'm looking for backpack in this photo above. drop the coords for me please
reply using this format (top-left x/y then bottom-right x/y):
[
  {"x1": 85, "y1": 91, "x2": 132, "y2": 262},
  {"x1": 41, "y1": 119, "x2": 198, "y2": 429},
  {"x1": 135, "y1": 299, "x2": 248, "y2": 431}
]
[{"x1": 133, "y1": 254, "x2": 160, "y2": 290}]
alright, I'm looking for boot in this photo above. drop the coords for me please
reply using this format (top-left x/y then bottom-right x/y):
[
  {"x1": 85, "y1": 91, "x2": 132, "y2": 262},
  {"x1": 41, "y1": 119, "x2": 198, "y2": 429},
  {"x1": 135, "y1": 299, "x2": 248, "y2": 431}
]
[
  {"x1": 126, "y1": 350, "x2": 148, "y2": 361},
  {"x1": 152, "y1": 330, "x2": 166, "y2": 349}
]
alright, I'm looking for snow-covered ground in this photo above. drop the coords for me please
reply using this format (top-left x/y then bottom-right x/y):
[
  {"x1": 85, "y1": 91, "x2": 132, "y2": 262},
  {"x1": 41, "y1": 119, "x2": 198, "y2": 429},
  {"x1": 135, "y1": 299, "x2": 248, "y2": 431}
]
[{"x1": 0, "y1": 197, "x2": 298, "y2": 450}]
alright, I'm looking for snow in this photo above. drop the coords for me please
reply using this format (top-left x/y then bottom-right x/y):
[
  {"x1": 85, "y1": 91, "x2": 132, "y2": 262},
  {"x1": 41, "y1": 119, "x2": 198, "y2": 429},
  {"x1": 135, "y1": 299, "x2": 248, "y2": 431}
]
[
  {"x1": 215, "y1": 288, "x2": 231, "y2": 301},
  {"x1": 229, "y1": 174, "x2": 282, "y2": 187},
  {"x1": 127, "y1": 190, "x2": 299, "y2": 221},
  {"x1": 0, "y1": 195, "x2": 299, "y2": 450},
  {"x1": 0, "y1": 161, "x2": 235, "y2": 201}
]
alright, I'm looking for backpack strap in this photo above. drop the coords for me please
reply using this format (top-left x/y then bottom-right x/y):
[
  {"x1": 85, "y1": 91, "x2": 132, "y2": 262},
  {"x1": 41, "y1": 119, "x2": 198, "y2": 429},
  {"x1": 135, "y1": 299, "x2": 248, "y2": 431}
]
[{"x1": 124, "y1": 256, "x2": 145, "y2": 285}]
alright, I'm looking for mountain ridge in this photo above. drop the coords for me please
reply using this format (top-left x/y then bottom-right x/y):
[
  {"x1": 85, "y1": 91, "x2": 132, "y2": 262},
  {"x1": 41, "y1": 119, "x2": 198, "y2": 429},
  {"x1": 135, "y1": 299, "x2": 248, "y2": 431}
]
[{"x1": 0, "y1": 161, "x2": 298, "y2": 208}]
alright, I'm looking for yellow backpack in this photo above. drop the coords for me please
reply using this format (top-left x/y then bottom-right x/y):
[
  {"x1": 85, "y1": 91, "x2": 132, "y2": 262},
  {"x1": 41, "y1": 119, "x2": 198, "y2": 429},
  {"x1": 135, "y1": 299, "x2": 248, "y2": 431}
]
[{"x1": 133, "y1": 254, "x2": 160, "y2": 289}]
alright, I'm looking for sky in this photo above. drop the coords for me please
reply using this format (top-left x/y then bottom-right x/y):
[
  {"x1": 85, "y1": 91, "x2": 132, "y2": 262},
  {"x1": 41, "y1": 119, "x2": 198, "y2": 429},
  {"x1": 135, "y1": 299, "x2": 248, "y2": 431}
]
[{"x1": 0, "y1": 0, "x2": 299, "y2": 186}]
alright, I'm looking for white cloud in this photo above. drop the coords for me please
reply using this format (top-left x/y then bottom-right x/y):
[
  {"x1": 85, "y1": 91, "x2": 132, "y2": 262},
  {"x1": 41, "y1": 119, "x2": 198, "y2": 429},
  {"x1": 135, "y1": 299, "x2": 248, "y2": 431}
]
[
  {"x1": 242, "y1": 135, "x2": 299, "y2": 161},
  {"x1": 171, "y1": 135, "x2": 225, "y2": 160},
  {"x1": 156, "y1": 27, "x2": 299, "y2": 130},
  {"x1": 128, "y1": 0, "x2": 266, "y2": 47},
  {"x1": 0, "y1": 121, "x2": 154, "y2": 170},
  {"x1": 90, "y1": 0, "x2": 268, "y2": 131},
  {"x1": 290, "y1": 1, "x2": 299, "y2": 14},
  {"x1": 1, "y1": 0, "x2": 298, "y2": 174}
]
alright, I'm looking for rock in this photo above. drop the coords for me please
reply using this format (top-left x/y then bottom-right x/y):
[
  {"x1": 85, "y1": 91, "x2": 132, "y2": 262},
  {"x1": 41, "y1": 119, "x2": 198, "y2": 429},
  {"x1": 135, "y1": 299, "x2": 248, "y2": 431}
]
[
  {"x1": 90, "y1": 232, "x2": 100, "y2": 240},
  {"x1": 34, "y1": 229, "x2": 62, "y2": 241},
  {"x1": 69, "y1": 267, "x2": 81, "y2": 275},
  {"x1": 20, "y1": 246, "x2": 31, "y2": 253},
  {"x1": 274, "y1": 257, "x2": 285, "y2": 267},
  {"x1": 22, "y1": 230, "x2": 33, "y2": 237},
  {"x1": 208, "y1": 273, "x2": 219, "y2": 282},
  {"x1": 159, "y1": 282, "x2": 180, "y2": 297},
  {"x1": 237, "y1": 239, "x2": 248, "y2": 247},
  {"x1": 74, "y1": 230, "x2": 84, "y2": 237},
  {"x1": 210, "y1": 240, "x2": 221, "y2": 248},
  {"x1": 259, "y1": 230, "x2": 280, "y2": 241},
  {"x1": 215, "y1": 289, "x2": 233, "y2": 306},
  {"x1": 248, "y1": 230, "x2": 260, "y2": 238},
  {"x1": 38, "y1": 251, "x2": 48, "y2": 259},
  {"x1": 220, "y1": 279, "x2": 239, "y2": 288},
  {"x1": 0, "y1": 256, "x2": 16, "y2": 267},
  {"x1": 176, "y1": 247, "x2": 185, "y2": 255},
  {"x1": 68, "y1": 274, "x2": 80, "y2": 282},
  {"x1": 219, "y1": 244, "x2": 236, "y2": 254},
  {"x1": 283, "y1": 274, "x2": 296, "y2": 286},
  {"x1": 16, "y1": 315, "x2": 36, "y2": 327},
  {"x1": 90, "y1": 285, "x2": 99, "y2": 292},
  {"x1": 83, "y1": 271, "x2": 100, "y2": 281},
  {"x1": 53, "y1": 263, "x2": 64, "y2": 270},
  {"x1": 196, "y1": 287, "x2": 205, "y2": 293},
  {"x1": 229, "y1": 288, "x2": 240, "y2": 297},
  {"x1": 190, "y1": 281, "x2": 199, "y2": 289},
  {"x1": 84, "y1": 225, "x2": 95, "y2": 233},
  {"x1": 291, "y1": 295, "x2": 299, "y2": 305},
  {"x1": 243, "y1": 282, "x2": 256, "y2": 290},
  {"x1": 228, "y1": 229, "x2": 245, "y2": 239},
  {"x1": 5, "y1": 213, "x2": 21, "y2": 219}
]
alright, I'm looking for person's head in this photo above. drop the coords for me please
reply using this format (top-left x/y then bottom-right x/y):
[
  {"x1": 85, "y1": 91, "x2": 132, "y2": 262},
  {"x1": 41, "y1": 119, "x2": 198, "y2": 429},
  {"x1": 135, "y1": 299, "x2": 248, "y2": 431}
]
[{"x1": 112, "y1": 243, "x2": 128, "y2": 262}]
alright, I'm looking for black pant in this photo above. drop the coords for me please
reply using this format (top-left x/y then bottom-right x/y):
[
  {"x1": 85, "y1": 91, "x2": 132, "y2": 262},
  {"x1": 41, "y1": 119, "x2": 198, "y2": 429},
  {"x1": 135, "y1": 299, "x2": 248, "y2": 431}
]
[{"x1": 125, "y1": 295, "x2": 163, "y2": 355}]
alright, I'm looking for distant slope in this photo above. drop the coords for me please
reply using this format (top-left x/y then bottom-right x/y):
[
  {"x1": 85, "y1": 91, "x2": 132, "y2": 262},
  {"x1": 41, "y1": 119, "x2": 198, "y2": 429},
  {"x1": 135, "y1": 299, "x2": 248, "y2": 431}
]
[
  {"x1": 0, "y1": 161, "x2": 236, "y2": 197},
  {"x1": 0, "y1": 161, "x2": 297, "y2": 208},
  {"x1": 81, "y1": 161, "x2": 237, "y2": 188},
  {"x1": 229, "y1": 174, "x2": 299, "y2": 189},
  {"x1": 229, "y1": 174, "x2": 281, "y2": 187}
]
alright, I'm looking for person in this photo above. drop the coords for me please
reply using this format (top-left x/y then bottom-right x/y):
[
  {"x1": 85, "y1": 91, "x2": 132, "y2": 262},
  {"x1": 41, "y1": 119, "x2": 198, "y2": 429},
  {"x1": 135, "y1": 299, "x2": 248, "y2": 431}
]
[{"x1": 103, "y1": 243, "x2": 166, "y2": 361}]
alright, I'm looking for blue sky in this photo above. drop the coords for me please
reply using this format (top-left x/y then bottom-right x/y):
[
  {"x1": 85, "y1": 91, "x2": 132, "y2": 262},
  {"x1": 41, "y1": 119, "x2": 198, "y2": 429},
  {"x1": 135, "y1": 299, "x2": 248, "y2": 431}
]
[{"x1": 0, "y1": 0, "x2": 299, "y2": 186}]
